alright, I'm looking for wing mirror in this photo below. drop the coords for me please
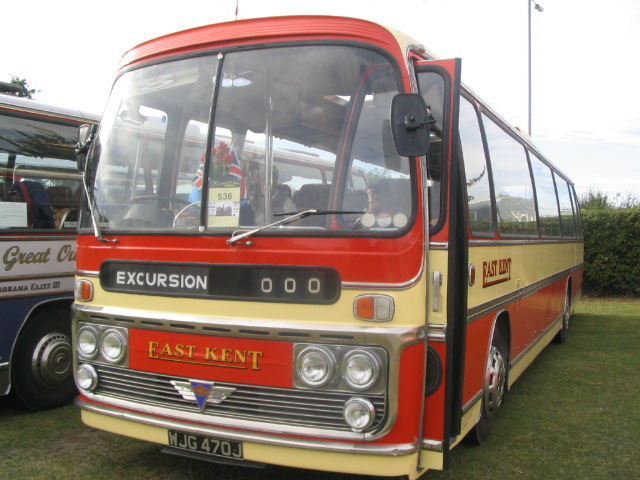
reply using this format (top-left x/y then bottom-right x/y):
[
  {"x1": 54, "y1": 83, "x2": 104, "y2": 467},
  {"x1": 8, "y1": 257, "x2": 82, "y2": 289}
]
[
  {"x1": 391, "y1": 93, "x2": 435, "y2": 157},
  {"x1": 75, "y1": 124, "x2": 97, "y2": 173}
]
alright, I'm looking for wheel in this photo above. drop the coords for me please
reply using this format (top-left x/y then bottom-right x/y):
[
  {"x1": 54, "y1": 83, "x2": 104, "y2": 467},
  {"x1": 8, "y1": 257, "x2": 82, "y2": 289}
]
[
  {"x1": 466, "y1": 327, "x2": 507, "y2": 445},
  {"x1": 554, "y1": 291, "x2": 571, "y2": 344},
  {"x1": 10, "y1": 309, "x2": 77, "y2": 411}
]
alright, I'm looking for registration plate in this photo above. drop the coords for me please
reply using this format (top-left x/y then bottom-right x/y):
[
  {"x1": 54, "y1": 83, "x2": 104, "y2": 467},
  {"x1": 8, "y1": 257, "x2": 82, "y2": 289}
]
[{"x1": 168, "y1": 430, "x2": 243, "y2": 459}]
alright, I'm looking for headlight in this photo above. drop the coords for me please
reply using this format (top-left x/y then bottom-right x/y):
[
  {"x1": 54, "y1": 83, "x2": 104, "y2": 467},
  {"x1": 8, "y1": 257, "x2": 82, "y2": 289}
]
[
  {"x1": 343, "y1": 350, "x2": 380, "y2": 390},
  {"x1": 297, "y1": 346, "x2": 335, "y2": 387},
  {"x1": 100, "y1": 329, "x2": 127, "y2": 363},
  {"x1": 343, "y1": 397, "x2": 376, "y2": 432},
  {"x1": 76, "y1": 364, "x2": 98, "y2": 391},
  {"x1": 77, "y1": 326, "x2": 99, "y2": 359}
]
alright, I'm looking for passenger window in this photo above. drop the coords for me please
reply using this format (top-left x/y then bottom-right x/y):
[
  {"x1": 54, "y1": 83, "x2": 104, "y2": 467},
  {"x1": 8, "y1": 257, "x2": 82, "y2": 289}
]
[
  {"x1": 482, "y1": 114, "x2": 537, "y2": 236},
  {"x1": 571, "y1": 186, "x2": 583, "y2": 238},
  {"x1": 460, "y1": 97, "x2": 494, "y2": 236},
  {"x1": 530, "y1": 154, "x2": 561, "y2": 237},
  {"x1": 555, "y1": 174, "x2": 577, "y2": 238},
  {"x1": 0, "y1": 156, "x2": 81, "y2": 230}
]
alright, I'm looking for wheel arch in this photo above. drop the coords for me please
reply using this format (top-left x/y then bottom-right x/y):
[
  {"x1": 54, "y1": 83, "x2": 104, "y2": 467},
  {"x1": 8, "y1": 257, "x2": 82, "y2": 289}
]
[
  {"x1": 490, "y1": 309, "x2": 511, "y2": 390},
  {"x1": 14, "y1": 297, "x2": 73, "y2": 344}
]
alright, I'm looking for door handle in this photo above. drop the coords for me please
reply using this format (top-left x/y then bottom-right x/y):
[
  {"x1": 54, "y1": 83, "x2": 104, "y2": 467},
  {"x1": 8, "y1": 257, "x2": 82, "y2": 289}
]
[{"x1": 433, "y1": 271, "x2": 443, "y2": 312}]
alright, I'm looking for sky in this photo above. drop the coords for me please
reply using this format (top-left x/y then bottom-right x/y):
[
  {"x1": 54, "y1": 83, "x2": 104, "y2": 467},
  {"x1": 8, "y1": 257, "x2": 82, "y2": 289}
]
[{"x1": 2, "y1": 0, "x2": 638, "y2": 198}]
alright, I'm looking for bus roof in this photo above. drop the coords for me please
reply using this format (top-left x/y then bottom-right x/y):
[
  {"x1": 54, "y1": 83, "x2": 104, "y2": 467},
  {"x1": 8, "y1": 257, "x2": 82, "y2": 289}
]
[
  {"x1": 0, "y1": 93, "x2": 100, "y2": 124},
  {"x1": 119, "y1": 15, "x2": 417, "y2": 72}
]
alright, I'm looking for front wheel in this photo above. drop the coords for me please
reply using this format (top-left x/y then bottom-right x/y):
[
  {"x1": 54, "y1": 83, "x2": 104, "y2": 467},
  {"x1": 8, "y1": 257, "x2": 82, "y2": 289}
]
[
  {"x1": 10, "y1": 309, "x2": 77, "y2": 411},
  {"x1": 466, "y1": 327, "x2": 507, "y2": 445}
]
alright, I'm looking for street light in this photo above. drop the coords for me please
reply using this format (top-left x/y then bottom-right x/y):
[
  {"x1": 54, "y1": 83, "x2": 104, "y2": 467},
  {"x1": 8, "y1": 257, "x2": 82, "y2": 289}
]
[{"x1": 528, "y1": 0, "x2": 544, "y2": 136}]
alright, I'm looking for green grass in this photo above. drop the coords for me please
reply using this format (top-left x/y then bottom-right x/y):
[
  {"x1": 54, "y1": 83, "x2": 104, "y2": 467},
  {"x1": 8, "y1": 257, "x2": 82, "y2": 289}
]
[
  {"x1": 1, "y1": 297, "x2": 638, "y2": 480},
  {"x1": 430, "y1": 297, "x2": 640, "y2": 480}
]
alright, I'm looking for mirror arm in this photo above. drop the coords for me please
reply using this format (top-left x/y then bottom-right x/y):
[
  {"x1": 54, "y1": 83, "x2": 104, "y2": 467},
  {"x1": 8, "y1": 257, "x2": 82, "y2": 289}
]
[
  {"x1": 405, "y1": 109, "x2": 436, "y2": 130},
  {"x1": 75, "y1": 124, "x2": 97, "y2": 173}
]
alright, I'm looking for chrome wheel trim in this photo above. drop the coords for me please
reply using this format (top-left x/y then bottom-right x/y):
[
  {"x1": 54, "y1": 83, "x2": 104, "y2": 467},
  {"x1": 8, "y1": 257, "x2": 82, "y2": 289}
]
[
  {"x1": 31, "y1": 333, "x2": 73, "y2": 388},
  {"x1": 563, "y1": 294, "x2": 571, "y2": 332},
  {"x1": 483, "y1": 345, "x2": 506, "y2": 416}
]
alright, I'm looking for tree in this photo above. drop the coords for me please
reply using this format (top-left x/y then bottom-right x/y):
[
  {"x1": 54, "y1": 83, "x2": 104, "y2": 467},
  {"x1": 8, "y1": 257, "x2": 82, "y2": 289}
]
[
  {"x1": 578, "y1": 187, "x2": 614, "y2": 211},
  {"x1": 579, "y1": 187, "x2": 640, "y2": 211},
  {"x1": 0, "y1": 76, "x2": 39, "y2": 99}
]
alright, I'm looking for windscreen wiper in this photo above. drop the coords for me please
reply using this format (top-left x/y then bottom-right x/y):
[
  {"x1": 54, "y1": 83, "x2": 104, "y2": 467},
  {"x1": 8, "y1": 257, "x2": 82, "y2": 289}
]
[
  {"x1": 227, "y1": 209, "x2": 363, "y2": 245},
  {"x1": 81, "y1": 172, "x2": 118, "y2": 243},
  {"x1": 76, "y1": 124, "x2": 118, "y2": 244}
]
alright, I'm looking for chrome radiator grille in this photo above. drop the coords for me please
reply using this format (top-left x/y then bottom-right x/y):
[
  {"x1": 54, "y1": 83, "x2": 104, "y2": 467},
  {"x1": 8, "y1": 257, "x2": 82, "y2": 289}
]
[{"x1": 92, "y1": 364, "x2": 386, "y2": 432}]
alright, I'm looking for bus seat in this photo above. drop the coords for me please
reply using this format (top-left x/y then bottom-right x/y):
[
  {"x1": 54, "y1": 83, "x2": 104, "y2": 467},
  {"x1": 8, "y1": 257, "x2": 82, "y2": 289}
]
[
  {"x1": 296, "y1": 183, "x2": 330, "y2": 226},
  {"x1": 375, "y1": 178, "x2": 411, "y2": 215},
  {"x1": 46, "y1": 186, "x2": 79, "y2": 228},
  {"x1": 21, "y1": 181, "x2": 55, "y2": 228},
  {"x1": 276, "y1": 184, "x2": 293, "y2": 201},
  {"x1": 344, "y1": 189, "x2": 368, "y2": 211},
  {"x1": 57, "y1": 208, "x2": 79, "y2": 229},
  {"x1": 46, "y1": 186, "x2": 75, "y2": 205},
  {"x1": 296, "y1": 183, "x2": 330, "y2": 210},
  {"x1": 341, "y1": 189, "x2": 368, "y2": 229}
]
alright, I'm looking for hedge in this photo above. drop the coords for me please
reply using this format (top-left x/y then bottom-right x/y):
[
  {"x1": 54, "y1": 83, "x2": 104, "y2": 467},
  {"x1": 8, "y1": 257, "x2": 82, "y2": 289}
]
[{"x1": 582, "y1": 208, "x2": 640, "y2": 296}]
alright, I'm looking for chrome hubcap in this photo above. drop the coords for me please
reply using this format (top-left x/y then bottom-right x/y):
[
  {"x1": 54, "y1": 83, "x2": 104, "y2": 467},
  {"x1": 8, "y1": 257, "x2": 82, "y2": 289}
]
[
  {"x1": 563, "y1": 296, "x2": 571, "y2": 331},
  {"x1": 483, "y1": 345, "x2": 506, "y2": 416},
  {"x1": 31, "y1": 333, "x2": 73, "y2": 388}
]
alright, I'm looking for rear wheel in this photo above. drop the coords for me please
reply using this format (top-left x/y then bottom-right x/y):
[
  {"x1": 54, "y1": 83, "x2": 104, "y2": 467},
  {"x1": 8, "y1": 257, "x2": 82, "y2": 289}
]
[
  {"x1": 466, "y1": 327, "x2": 507, "y2": 445},
  {"x1": 554, "y1": 291, "x2": 571, "y2": 344},
  {"x1": 10, "y1": 309, "x2": 77, "y2": 411}
]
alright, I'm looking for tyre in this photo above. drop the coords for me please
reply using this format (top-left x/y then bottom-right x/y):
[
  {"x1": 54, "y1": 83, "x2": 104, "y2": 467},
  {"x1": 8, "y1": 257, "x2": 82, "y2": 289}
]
[
  {"x1": 466, "y1": 326, "x2": 507, "y2": 445},
  {"x1": 10, "y1": 309, "x2": 77, "y2": 411},
  {"x1": 553, "y1": 291, "x2": 571, "y2": 344}
]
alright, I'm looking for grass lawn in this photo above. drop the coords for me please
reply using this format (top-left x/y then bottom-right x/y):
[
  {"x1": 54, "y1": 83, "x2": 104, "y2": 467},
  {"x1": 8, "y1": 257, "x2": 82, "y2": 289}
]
[
  {"x1": 1, "y1": 297, "x2": 638, "y2": 480},
  {"x1": 430, "y1": 297, "x2": 640, "y2": 480}
]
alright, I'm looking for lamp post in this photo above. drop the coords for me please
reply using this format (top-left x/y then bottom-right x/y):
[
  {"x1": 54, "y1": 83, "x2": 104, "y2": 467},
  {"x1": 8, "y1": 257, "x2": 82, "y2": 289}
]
[{"x1": 528, "y1": 0, "x2": 543, "y2": 136}]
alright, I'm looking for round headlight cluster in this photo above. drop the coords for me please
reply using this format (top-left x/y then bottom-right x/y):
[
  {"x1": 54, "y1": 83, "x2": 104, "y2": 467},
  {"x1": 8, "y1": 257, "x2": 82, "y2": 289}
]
[
  {"x1": 101, "y1": 329, "x2": 127, "y2": 363},
  {"x1": 343, "y1": 350, "x2": 380, "y2": 390},
  {"x1": 295, "y1": 345, "x2": 384, "y2": 393},
  {"x1": 76, "y1": 324, "x2": 128, "y2": 365},
  {"x1": 297, "y1": 346, "x2": 335, "y2": 387},
  {"x1": 343, "y1": 397, "x2": 376, "y2": 432},
  {"x1": 77, "y1": 326, "x2": 100, "y2": 359},
  {"x1": 76, "y1": 364, "x2": 98, "y2": 391},
  {"x1": 293, "y1": 344, "x2": 385, "y2": 434}
]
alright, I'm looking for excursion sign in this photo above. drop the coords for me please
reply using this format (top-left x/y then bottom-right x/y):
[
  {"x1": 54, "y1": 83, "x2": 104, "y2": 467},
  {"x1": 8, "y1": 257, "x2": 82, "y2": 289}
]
[{"x1": 100, "y1": 260, "x2": 340, "y2": 304}]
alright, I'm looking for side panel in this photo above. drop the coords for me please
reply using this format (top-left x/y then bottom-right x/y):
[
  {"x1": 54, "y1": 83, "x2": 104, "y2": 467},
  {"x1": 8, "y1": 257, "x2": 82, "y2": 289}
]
[
  {"x1": 462, "y1": 239, "x2": 584, "y2": 421},
  {"x1": 0, "y1": 236, "x2": 76, "y2": 395}
]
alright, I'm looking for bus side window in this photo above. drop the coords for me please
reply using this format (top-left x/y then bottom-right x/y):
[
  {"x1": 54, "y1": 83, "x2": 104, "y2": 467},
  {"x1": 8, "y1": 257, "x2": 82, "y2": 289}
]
[
  {"x1": 530, "y1": 154, "x2": 561, "y2": 237},
  {"x1": 0, "y1": 181, "x2": 21, "y2": 202},
  {"x1": 482, "y1": 113, "x2": 537, "y2": 237},
  {"x1": 459, "y1": 97, "x2": 494, "y2": 236},
  {"x1": 555, "y1": 174, "x2": 577, "y2": 238}
]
